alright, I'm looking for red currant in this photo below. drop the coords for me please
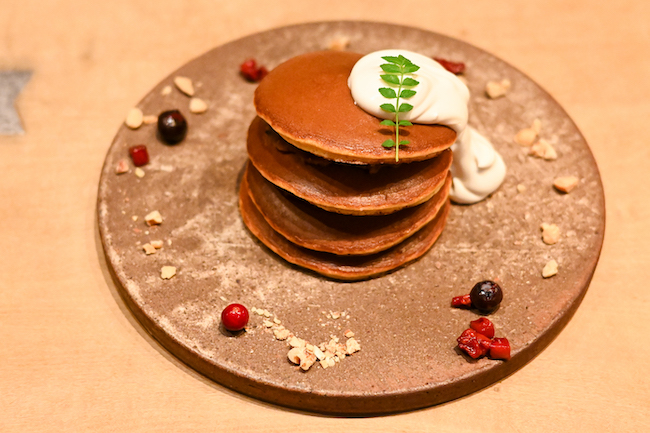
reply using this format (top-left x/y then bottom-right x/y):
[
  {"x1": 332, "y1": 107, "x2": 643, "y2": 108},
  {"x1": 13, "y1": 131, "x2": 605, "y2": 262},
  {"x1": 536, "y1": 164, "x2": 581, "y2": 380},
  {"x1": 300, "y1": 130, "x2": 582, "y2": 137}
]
[
  {"x1": 221, "y1": 303, "x2": 249, "y2": 332},
  {"x1": 240, "y1": 59, "x2": 268, "y2": 82}
]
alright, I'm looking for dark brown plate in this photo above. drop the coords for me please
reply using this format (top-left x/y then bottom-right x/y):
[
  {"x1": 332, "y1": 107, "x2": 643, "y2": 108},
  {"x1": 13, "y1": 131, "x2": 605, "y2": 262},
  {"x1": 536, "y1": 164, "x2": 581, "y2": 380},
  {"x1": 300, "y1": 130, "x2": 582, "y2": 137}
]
[{"x1": 97, "y1": 21, "x2": 605, "y2": 415}]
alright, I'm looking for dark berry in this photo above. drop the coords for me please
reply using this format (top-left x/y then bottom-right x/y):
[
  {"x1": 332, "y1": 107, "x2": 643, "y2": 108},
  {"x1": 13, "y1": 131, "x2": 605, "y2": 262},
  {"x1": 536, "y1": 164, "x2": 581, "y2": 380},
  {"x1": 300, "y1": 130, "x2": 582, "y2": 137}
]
[
  {"x1": 157, "y1": 109, "x2": 187, "y2": 144},
  {"x1": 221, "y1": 303, "x2": 249, "y2": 332},
  {"x1": 469, "y1": 280, "x2": 503, "y2": 313},
  {"x1": 128, "y1": 144, "x2": 149, "y2": 166}
]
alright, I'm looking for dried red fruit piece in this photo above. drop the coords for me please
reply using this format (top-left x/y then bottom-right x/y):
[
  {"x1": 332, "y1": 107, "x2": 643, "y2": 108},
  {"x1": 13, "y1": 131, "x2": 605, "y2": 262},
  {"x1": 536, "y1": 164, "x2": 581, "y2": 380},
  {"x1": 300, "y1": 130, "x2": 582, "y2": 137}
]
[
  {"x1": 434, "y1": 57, "x2": 466, "y2": 74},
  {"x1": 451, "y1": 294, "x2": 472, "y2": 308},
  {"x1": 489, "y1": 337, "x2": 511, "y2": 360},
  {"x1": 457, "y1": 328, "x2": 491, "y2": 359},
  {"x1": 470, "y1": 317, "x2": 495, "y2": 339},
  {"x1": 221, "y1": 303, "x2": 249, "y2": 332},
  {"x1": 240, "y1": 58, "x2": 268, "y2": 82},
  {"x1": 128, "y1": 145, "x2": 149, "y2": 166}
]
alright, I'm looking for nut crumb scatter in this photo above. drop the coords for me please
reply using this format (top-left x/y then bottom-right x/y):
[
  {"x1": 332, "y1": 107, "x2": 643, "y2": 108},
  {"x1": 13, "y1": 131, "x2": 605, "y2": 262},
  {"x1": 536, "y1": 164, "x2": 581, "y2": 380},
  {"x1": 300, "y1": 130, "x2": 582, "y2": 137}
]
[
  {"x1": 142, "y1": 243, "x2": 156, "y2": 255},
  {"x1": 541, "y1": 223, "x2": 561, "y2": 245},
  {"x1": 125, "y1": 108, "x2": 144, "y2": 129},
  {"x1": 189, "y1": 97, "x2": 208, "y2": 114},
  {"x1": 160, "y1": 266, "x2": 176, "y2": 280},
  {"x1": 516, "y1": 184, "x2": 526, "y2": 193},
  {"x1": 134, "y1": 167, "x2": 145, "y2": 178},
  {"x1": 328, "y1": 36, "x2": 350, "y2": 51},
  {"x1": 485, "y1": 79, "x2": 511, "y2": 99},
  {"x1": 542, "y1": 260, "x2": 558, "y2": 278},
  {"x1": 115, "y1": 159, "x2": 129, "y2": 174},
  {"x1": 553, "y1": 176, "x2": 579, "y2": 193},
  {"x1": 144, "y1": 210, "x2": 163, "y2": 226},
  {"x1": 173, "y1": 76, "x2": 195, "y2": 96},
  {"x1": 529, "y1": 139, "x2": 557, "y2": 160},
  {"x1": 161, "y1": 85, "x2": 172, "y2": 96}
]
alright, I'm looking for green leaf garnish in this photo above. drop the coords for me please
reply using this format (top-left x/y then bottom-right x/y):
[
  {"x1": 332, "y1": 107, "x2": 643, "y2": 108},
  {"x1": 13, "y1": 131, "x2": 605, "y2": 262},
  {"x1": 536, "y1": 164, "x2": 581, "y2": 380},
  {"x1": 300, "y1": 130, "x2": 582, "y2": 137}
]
[
  {"x1": 378, "y1": 54, "x2": 420, "y2": 162},
  {"x1": 379, "y1": 87, "x2": 397, "y2": 98}
]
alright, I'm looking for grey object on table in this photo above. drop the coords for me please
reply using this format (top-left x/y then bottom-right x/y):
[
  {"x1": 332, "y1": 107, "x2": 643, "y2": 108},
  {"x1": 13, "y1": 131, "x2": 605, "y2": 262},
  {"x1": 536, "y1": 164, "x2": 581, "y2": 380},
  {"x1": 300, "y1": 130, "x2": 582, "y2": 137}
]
[{"x1": 0, "y1": 70, "x2": 32, "y2": 135}]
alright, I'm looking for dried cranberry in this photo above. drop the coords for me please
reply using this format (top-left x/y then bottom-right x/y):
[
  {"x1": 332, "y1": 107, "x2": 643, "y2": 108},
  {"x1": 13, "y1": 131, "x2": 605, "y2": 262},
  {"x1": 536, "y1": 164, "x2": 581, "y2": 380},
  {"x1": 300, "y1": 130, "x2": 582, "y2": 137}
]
[
  {"x1": 470, "y1": 280, "x2": 503, "y2": 313},
  {"x1": 489, "y1": 337, "x2": 511, "y2": 360},
  {"x1": 451, "y1": 294, "x2": 472, "y2": 308},
  {"x1": 157, "y1": 109, "x2": 187, "y2": 144},
  {"x1": 470, "y1": 317, "x2": 495, "y2": 339},
  {"x1": 221, "y1": 303, "x2": 249, "y2": 332},
  {"x1": 128, "y1": 145, "x2": 149, "y2": 166},
  {"x1": 240, "y1": 59, "x2": 268, "y2": 82},
  {"x1": 434, "y1": 57, "x2": 466, "y2": 75},
  {"x1": 457, "y1": 328, "x2": 491, "y2": 359}
]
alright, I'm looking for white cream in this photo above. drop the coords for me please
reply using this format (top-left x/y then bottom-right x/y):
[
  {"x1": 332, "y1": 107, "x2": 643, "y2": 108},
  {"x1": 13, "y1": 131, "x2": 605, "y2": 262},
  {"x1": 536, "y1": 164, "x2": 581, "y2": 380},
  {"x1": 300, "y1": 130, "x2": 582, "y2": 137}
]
[{"x1": 348, "y1": 49, "x2": 506, "y2": 204}]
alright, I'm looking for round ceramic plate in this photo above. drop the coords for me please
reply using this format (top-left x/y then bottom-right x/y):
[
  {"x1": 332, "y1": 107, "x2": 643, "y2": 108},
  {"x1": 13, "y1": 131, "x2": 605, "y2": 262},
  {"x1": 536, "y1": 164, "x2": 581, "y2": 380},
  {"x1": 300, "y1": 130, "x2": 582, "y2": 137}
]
[{"x1": 97, "y1": 21, "x2": 605, "y2": 415}]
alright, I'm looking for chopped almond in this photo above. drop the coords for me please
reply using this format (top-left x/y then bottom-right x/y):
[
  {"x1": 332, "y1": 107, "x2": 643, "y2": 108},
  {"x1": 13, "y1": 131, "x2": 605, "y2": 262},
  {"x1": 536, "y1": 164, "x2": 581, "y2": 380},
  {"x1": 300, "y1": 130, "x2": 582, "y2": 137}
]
[
  {"x1": 144, "y1": 210, "x2": 163, "y2": 226},
  {"x1": 529, "y1": 139, "x2": 557, "y2": 160},
  {"x1": 553, "y1": 176, "x2": 579, "y2": 193},
  {"x1": 160, "y1": 266, "x2": 176, "y2": 279},
  {"x1": 542, "y1": 260, "x2": 558, "y2": 278},
  {"x1": 541, "y1": 223, "x2": 561, "y2": 245},
  {"x1": 174, "y1": 76, "x2": 195, "y2": 96},
  {"x1": 142, "y1": 243, "x2": 156, "y2": 255},
  {"x1": 485, "y1": 79, "x2": 511, "y2": 99},
  {"x1": 189, "y1": 97, "x2": 208, "y2": 114}
]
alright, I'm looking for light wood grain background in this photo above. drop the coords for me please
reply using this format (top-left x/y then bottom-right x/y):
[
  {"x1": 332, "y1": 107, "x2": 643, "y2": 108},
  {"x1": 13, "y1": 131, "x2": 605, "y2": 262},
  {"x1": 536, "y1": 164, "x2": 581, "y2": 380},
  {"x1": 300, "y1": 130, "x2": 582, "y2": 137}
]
[{"x1": 1, "y1": 0, "x2": 649, "y2": 431}]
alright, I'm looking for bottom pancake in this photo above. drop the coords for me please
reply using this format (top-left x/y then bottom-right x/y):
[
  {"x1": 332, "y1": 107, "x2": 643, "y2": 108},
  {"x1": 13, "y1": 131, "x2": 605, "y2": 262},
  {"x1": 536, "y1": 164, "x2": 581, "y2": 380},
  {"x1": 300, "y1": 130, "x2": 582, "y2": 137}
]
[
  {"x1": 239, "y1": 173, "x2": 451, "y2": 281},
  {"x1": 245, "y1": 161, "x2": 451, "y2": 255}
]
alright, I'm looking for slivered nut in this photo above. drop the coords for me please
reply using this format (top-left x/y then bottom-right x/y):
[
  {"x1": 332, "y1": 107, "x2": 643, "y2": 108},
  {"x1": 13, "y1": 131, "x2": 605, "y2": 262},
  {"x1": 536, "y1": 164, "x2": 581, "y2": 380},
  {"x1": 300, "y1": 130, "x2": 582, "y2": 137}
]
[{"x1": 174, "y1": 76, "x2": 194, "y2": 96}]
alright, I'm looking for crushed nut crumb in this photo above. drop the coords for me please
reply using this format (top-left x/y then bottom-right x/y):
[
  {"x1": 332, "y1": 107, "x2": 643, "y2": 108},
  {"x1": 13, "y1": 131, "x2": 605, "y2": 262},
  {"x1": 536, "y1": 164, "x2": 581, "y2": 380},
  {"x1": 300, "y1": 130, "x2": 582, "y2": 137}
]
[
  {"x1": 134, "y1": 167, "x2": 145, "y2": 178},
  {"x1": 161, "y1": 85, "x2": 172, "y2": 96},
  {"x1": 142, "y1": 243, "x2": 156, "y2": 255},
  {"x1": 542, "y1": 260, "x2": 558, "y2": 278},
  {"x1": 516, "y1": 184, "x2": 526, "y2": 193},
  {"x1": 115, "y1": 159, "x2": 129, "y2": 174},
  {"x1": 553, "y1": 176, "x2": 579, "y2": 193},
  {"x1": 174, "y1": 76, "x2": 195, "y2": 96},
  {"x1": 529, "y1": 139, "x2": 557, "y2": 160},
  {"x1": 160, "y1": 265, "x2": 176, "y2": 279},
  {"x1": 344, "y1": 330, "x2": 355, "y2": 338},
  {"x1": 150, "y1": 240, "x2": 164, "y2": 249},
  {"x1": 144, "y1": 210, "x2": 163, "y2": 226},
  {"x1": 485, "y1": 79, "x2": 511, "y2": 99},
  {"x1": 189, "y1": 97, "x2": 208, "y2": 114},
  {"x1": 125, "y1": 108, "x2": 144, "y2": 129},
  {"x1": 142, "y1": 115, "x2": 158, "y2": 124},
  {"x1": 328, "y1": 36, "x2": 350, "y2": 51},
  {"x1": 541, "y1": 223, "x2": 561, "y2": 245}
]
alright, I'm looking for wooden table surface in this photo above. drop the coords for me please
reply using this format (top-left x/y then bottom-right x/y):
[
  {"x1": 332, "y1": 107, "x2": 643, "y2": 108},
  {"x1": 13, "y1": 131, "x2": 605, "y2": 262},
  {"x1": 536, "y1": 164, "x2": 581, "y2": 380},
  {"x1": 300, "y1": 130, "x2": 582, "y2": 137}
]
[{"x1": 1, "y1": 0, "x2": 648, "y2": 431}]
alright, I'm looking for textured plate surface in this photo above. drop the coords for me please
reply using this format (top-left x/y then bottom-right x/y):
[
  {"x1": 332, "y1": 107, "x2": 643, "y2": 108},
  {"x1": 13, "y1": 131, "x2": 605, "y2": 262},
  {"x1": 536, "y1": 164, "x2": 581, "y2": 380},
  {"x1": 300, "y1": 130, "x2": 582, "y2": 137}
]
[{"x1": 97, "y1": 21, "x2": 605, "y2": 415}]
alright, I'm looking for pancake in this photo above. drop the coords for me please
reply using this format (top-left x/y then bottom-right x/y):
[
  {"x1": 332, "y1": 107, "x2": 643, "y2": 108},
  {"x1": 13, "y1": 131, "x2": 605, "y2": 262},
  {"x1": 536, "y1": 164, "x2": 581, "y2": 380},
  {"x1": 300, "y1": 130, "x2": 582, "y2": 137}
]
[
  {"x1": 247, "y1": 116, "x2": 453, "y2": 215},
  {"x1": 239, "y1": 174, "x2": 451, "y2": 281},
  {"x1": 245, "y1": 161, "x2": 451, "y2": 255},
  {"x1": 254, "y1": 51, "x2": 456, "y2": 165}
]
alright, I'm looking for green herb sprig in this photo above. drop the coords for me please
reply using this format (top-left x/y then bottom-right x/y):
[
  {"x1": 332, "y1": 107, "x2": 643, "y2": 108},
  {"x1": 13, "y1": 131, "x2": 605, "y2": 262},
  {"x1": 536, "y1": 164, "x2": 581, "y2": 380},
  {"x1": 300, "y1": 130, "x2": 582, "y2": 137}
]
[{"x1": 378, "y1": 55, "x2": 420, "y2": 162}]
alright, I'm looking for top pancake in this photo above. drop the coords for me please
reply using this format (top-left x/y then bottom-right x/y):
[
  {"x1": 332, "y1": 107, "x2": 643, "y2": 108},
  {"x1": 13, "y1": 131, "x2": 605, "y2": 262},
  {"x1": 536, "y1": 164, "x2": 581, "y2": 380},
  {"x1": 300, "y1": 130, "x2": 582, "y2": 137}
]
[{"x1": 254, "y1": 51, "x2": 456, "y2": 164}]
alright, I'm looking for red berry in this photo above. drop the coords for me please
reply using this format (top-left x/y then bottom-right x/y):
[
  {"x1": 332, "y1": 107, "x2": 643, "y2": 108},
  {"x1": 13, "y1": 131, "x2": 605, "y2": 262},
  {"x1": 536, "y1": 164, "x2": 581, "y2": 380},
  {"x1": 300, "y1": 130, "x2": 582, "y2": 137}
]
[
  {"x1": 434, "y1": 57, "x2": 466, "y2": 75},
  {"x1": 221, "y1": 303, "x2": 249, "y2": 332},
  {"x1": 158, "y1": 110, "x2": 187, "y2": 144},
  {"x1": 240, "y1": 58, "x2": 268, "y2": 82},
  {"x1": 489, "y1": 337, "x2": 511, "y2": 360},
  {"x1": 128, "y1": 145, "x2": 149, "y2": 166},
  {"x1": 470, "y1": 317, "x2": 495, "y2": 339},
  {"x1": 457, "y1": 328, "x2": 491, "y2": 359},
  {"x1": 451, "y1": 294, "x2": 472, "y2": 308}
]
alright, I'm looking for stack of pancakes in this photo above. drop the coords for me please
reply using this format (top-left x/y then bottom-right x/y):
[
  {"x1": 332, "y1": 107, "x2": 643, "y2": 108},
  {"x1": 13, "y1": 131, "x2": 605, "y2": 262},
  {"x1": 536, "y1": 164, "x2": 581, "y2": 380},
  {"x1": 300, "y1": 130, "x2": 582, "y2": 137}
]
[{"x1": 239, "y1": 51, "x2": 456, "y2": 280}]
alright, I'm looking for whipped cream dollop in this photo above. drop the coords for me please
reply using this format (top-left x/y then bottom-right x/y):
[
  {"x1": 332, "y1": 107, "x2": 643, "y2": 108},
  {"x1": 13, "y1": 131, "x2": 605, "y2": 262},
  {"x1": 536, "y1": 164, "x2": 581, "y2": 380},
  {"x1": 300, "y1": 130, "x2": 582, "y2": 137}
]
[{"x1": 348, "y1": 49, "x2": 506, "y2": 204}]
